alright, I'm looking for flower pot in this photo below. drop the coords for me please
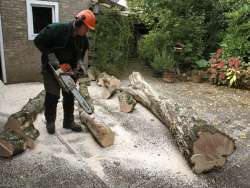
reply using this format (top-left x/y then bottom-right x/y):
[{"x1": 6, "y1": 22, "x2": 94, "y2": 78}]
[{"x1": 163, "y1": 71, "x2": 176, "y2": 83}]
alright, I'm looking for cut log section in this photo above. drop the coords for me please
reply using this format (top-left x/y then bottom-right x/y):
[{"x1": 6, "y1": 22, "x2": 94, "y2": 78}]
[
  {"x1": 79, "y1": 112, "x2": 115, "y2": 147},
  {"x1": 0, "y1": 90, "x2": 45, "y2": 158},
  {"x1": 79, "y1": 79, "x2": 115, "y2": 147},
  {"x1": 97, "y1": 72, "x2": 110, "y2": 87},
  {"x1": 118, "y1": 91, "x2": 137, "y2": 113},
  {"x1": 97, "y1": 72, "x2": 121, "y2": 99},
  {"x1": 122, "y1": 72, "x2": 236, "y2": 174},
  {"x1": 0, "y1": 129, "x2": 27, "y2": 158}
]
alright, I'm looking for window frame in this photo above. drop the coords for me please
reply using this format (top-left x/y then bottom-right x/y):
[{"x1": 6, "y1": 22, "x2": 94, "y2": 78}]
[{"x1": 26, "y1": 0, "x2": 59, "y2": 40}]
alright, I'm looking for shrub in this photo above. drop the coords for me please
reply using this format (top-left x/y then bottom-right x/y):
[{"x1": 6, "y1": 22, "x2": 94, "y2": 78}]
[
  {"x1": 208, "y1": 48, "x2": 250, "y2": 88},
  {"x1": 90, "y1": 8, "x2": 133, "y2": 76},
  {"x1": 220, "y1": 1, "x2": 250, "y2": 62}
]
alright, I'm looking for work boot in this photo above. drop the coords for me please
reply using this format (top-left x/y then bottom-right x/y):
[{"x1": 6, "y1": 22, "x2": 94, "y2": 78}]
[
  {"x1": 63, "y1": 118, "x2": 82, "y2": 132},
  {"x1": 44, "y1": 92, "x2": 59, "y2": 135},
  {"x1": 62, "y1": 91, "x2": 82, "y2": 132},
  {"x1": 46, "y1": 121, "x2": 55, "y2": 134}
]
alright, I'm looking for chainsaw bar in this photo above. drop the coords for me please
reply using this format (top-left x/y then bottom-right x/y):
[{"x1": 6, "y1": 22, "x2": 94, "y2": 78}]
[
  {"x1": 49, "y1": 63, "x2": 93, "y2": 114},
  {"x1": 60, "y1": 74, "x2": 93, "y2": 114}
]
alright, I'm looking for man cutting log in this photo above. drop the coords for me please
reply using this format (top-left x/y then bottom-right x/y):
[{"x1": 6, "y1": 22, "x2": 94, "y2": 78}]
[{"x1": 34, "y1": 9, "x2": 96, "y2": 134}]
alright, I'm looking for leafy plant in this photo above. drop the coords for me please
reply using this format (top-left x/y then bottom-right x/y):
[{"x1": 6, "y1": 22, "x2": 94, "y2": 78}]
[
  {"x1": 193, "y1": 59, "x2": 211, "y2": 69},
  {"x1": 151, "y1": 50, "x2": 176, "y2": 73},
  {"x1": 220, "y1": 0, "x2": 250, "y2": 62},
  {"x1": 226, "y1": 68, "x2": 240, "y2": 86}
]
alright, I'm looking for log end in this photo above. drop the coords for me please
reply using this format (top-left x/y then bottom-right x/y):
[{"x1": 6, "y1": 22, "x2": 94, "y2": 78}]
[
  {"x1": 118, "y1": 92, "x2": 137, "y2": 113},
  {"x1": 191, "y1": 132, "x2": 236, "y2": 174},
  {"x1": 119, "y1": 102, "x2": 136, "y2": 113},
  {"x1": 99, "y1": 131, "x2": 115, "y2": 147}
]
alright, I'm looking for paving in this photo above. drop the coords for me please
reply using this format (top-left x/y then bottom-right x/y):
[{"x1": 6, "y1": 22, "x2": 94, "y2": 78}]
[{"x1": 0, "y1": 65, "x2": 249, "y2": 188}]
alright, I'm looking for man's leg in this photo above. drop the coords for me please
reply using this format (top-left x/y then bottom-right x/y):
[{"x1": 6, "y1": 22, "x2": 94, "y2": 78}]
[
  {"x1": 42, "y1": 69, "x2": 60, "y2": 134},
  {"x1": 44, "y1": 93, "x2": 59, "y2": 134},
  {"x1": 62, "y1": 90, "x2": 82, "y2": 132}
]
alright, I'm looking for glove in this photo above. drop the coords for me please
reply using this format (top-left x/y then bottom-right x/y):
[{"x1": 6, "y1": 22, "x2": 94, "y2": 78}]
[
  {"x1": 47, "y1": 53, "x2": 59, "y2": 68},
  {"x1": 76, "y1": 60, "x2": 88, "y2": 77},
  {"x1": 59, "y1": 64, "x2": 75, "y2": 76},
  {"x1": 59, "y1": 64, "x2": 72, "y2": 72}
]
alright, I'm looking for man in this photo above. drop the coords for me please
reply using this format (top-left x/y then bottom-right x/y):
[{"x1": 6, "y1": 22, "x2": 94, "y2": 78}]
[{"x1": 34, "y1": 9, "x2": 96, "y2": 134}]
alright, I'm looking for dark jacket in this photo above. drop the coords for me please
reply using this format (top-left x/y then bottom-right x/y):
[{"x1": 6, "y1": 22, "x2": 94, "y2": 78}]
[{"x1": 34, "y1": 22, "x2": 89, "y2": 70}]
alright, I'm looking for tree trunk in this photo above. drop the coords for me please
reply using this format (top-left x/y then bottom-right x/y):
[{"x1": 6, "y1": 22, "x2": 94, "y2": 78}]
[
  {"x1": 118, "y1": 91, "x2": 137, "y2": 113},
  {"x1": 122, "y1": 72, "x2": 236, "y2": 174},
  {"x1": 79, "y1": 79, "x2": 115, "y2": 147},
  {"x1": 0, "y1": 90, "x2": 45, "y2": 158}
]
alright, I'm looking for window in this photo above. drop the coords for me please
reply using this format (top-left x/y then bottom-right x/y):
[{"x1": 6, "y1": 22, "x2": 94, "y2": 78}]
[{"x1": 26, "y1": 0, "x2": 59, "y2": 40}]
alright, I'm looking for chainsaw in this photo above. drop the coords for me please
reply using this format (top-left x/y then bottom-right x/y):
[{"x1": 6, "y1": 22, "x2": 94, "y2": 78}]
[{"x1": 48, "y1": 61, "x2": 93, "y2": 114}]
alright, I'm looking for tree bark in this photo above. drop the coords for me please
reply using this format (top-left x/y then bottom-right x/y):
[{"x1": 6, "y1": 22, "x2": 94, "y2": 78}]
[
  {"x1": 79, "y1": 79, "x2": 115, "y2": 147},
  {"x1": 0, "y1": 90, "x2": 45, "y2": 158},
  {"x1": 122, "y1": 72, "x2": 236, "y2": 174},
  {"x1": 0, "y1": 129, "x2": 27, "y2": 158}
]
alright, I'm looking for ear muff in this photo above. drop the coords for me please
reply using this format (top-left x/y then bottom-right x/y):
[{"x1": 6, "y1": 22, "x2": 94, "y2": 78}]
[{"x1": 75, "y1": 15, "x2": 86, "y2": 28}]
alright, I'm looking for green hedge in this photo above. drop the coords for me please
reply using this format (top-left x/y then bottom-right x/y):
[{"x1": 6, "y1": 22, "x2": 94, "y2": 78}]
[{"x1": 90, "y1": 8, "x2": 133, "y2": 76}]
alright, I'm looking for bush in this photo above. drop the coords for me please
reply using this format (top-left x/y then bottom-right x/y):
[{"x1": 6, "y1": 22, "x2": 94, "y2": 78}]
[
  {"x1": 208, "y1": 48, "x2": 250, "y2": 88},
  {"x1": 220, "y1": 1, "x2": 250, "y2": 62},
  {"x1": 129, "y1": 0, "x2": 213, "y2": 71},
  {"x1": 90, "y1": 8, "x2": 133, "y2": 76}
]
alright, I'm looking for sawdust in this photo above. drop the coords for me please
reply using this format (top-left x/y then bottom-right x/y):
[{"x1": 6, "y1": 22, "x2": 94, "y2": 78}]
[
  {"x1": 0, "y1": 80, "x2": 205, "y2": 187},
  {"x1": 52, "y1": 81, "x2": 200, "y2": 186}
]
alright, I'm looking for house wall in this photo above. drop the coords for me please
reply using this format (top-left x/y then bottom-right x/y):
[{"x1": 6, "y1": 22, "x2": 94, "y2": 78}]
[{"x1": 1, "y1": 0, "x2": 91, "y2": 83}]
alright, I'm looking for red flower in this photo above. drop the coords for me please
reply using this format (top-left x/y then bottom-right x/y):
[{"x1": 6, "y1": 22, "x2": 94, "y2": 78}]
[
  {"x1": 211, "y1": 63, "x2": 218, "y2": 68},
  {"x1": 217, "y1": 61, "x2": 225, "y2": 68},
  {"x1": 228, "y1": 57, "x2": 241, "y2": 68},
  {"x1": 219, "y1": 72, "x2": 226, "y2": 80}
]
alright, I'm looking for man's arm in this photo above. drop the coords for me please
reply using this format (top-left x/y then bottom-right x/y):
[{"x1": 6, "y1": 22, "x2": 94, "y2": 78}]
[
  {"x1": 75, "y1": 36, "x2": 90, "y2": 76},
  {"x1": 34, "y1": 25, "x2": 54, "y2": 54}
]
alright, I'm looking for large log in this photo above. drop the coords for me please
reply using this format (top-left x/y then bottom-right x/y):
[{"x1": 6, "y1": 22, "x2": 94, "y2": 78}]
[
  {"x1": 122, "y1": 72, "x2": 236, "y2": 174},
  {"x1": 0, "y1": 90, "x2": 45, "y2": 158},
  {"x1": 78, "y1": 79, "x2": 115, "y2": 147}
]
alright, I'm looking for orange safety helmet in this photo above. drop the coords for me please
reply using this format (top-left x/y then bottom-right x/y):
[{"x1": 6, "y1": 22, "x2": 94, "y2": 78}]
[{"x1": 75, "y1": 9, "x2": 96, "y2": 30}]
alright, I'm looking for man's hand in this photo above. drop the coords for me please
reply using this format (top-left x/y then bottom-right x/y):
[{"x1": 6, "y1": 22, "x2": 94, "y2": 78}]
[{"x1": 76, "y1": 60, "x2": 88, "y2": 77}]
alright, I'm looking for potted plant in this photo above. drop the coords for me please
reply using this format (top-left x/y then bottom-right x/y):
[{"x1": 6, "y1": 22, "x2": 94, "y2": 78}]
[{"x1": 151, "y1": 50, "x2": 176, "y2": 83}]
